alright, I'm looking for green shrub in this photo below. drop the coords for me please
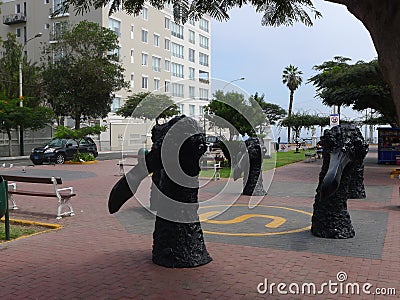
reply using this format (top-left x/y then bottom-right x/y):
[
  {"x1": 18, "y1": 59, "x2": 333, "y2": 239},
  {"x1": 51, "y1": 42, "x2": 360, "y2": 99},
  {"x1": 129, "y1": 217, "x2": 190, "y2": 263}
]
[{"x1": 72, "y1": 152, "x2": 95, "y2": 162}]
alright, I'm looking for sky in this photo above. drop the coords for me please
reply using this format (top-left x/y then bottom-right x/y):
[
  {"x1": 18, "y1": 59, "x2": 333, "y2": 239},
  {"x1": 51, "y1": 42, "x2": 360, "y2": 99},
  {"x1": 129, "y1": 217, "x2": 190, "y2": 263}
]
[{"x1": 210, "y1": 0, "x2": 378, "y2": 129}]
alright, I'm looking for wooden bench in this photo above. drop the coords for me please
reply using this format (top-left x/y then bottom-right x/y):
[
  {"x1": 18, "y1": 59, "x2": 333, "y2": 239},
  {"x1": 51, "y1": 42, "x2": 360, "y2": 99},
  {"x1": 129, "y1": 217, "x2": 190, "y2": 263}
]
[
  {"x1": 1, "y1": 175, "x2": 76, "y2": 220},
  {"x1": 201, "y1": 162, "x2": 222, "y2": 181},
  {"x1": 304, "y1": 152, "x2": 317, "y2": 162}
]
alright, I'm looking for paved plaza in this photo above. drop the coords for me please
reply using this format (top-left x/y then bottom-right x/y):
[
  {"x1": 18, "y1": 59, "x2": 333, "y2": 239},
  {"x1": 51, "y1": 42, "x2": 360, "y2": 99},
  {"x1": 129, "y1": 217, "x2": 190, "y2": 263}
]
[{"x1": 0, "y1": 149, "x2": 399, "y2": 299}]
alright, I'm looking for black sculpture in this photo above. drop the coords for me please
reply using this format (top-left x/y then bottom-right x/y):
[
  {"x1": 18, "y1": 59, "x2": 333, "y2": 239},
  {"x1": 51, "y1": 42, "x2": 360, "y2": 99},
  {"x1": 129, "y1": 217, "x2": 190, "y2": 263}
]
[
  {"x1": 109, "y1": 115, "x2": 212, "y2": 268},
  {"x1": 311, "y1": 124, "x2": 368, "y2": 239},
  {"x1": 234, "y1": 137, "x2": 266, "y2": 196}
]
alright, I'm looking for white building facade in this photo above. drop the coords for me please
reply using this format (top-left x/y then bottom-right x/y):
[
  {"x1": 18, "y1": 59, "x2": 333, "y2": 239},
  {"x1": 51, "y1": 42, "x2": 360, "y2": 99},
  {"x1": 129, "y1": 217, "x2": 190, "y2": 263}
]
[{"x1": 0, "y1": 0, "x2": 211, "y2": 152}]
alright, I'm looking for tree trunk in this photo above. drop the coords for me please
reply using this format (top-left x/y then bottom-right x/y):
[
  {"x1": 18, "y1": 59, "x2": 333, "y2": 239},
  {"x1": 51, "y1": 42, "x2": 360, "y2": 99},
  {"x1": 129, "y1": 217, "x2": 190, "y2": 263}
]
[
  {"x1": 287, "y1": 90, "x2": 294, "y2": 143},
  {"x1": 75, "y1": 113, "x2": 81, "y2": 130},
  {"x1": 326, "y1": 0, "x2": 400, "y2": 125}
]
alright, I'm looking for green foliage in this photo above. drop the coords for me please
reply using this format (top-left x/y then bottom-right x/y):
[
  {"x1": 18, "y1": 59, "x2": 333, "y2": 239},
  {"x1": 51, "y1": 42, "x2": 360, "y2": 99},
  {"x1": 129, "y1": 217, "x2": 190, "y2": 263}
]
[
  {"x1": 251, "y1": 92, "x2": 286, "y2": 125},
  {"x1": 280, "y1": 113, "x2": 328, "y2": 141},
  {"x1": 205, "y1": 90, "x2": 266, "y2": 139},
  {"x1": 308, "y1": 57, "x2": 397, "y2": 126},
  {"x1": 282, "y1": 65, "x2": 303, "y2": 92},
  {"x1": 55, "y1": 125, "x2": 105, "y2": 154},
  {"x1": 41, "y1": 21, "x2": 128, "y2": 129},
  {"x1": 116, "y1": 92, "x2": 179, "y2": 124},
  {"x1": 55, "y1": 125, "x2": 105, "y2": 140},
  {"x1": 72, "y1": 152, "x2": 95, "y2": 162},
  {"x1": 62, "y1": 0, "x2": 321, "y2": 27}
]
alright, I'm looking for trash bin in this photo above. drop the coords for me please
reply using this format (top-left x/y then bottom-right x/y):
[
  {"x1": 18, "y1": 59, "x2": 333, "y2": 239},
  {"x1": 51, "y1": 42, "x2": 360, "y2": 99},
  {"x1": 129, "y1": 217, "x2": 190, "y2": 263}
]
[{"x1": 0, "y1": 176, "x2": 7, "y2": 219}]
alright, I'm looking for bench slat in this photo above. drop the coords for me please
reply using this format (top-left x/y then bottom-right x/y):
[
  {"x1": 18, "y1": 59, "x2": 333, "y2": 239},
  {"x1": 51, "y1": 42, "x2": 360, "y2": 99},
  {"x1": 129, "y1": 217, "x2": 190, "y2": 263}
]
[
  {"x1": 8, "y1": 190, "x2": 76, "y2": 198},
  {"x1": 0, "y1": 175, "x2": 62, "y2": 184}
]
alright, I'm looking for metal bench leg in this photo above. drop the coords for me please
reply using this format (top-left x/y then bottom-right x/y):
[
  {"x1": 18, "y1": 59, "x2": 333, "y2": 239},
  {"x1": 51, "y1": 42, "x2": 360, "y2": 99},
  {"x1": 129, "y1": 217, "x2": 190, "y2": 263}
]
[
  {"x1": 57, "y1": 198, "x2": 75, "y2": 220},
  {"x1": 8, "y1": 194, "x2": 18, "y2": 210}
]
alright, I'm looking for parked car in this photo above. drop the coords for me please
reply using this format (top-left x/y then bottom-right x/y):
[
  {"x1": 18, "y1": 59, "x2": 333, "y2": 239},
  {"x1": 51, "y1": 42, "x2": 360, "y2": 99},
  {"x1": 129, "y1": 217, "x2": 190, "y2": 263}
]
[
  {"x1": 30, "y1": 137, "x2": 98, "y2": 165},
  {"x1": 206, "y1": 135, "x2": 225, "y2": 150}
]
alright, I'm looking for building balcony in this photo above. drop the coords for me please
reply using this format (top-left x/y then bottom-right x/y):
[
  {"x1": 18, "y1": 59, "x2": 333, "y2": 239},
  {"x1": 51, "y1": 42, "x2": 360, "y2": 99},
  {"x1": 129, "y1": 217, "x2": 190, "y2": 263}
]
[
  {"x1": 199, "y1": 78, "x2": 209, "y2": 84},
  {"x1": 3, "y1": 13, "x2": 27, "y2": 25}
]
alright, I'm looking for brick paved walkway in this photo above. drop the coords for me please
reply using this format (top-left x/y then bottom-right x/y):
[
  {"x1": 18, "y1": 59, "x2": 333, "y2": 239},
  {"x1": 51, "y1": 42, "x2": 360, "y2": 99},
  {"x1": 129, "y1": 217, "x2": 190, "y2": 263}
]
[{"x1": 0, "y1": 149, "x2": 399, "y2": 299}]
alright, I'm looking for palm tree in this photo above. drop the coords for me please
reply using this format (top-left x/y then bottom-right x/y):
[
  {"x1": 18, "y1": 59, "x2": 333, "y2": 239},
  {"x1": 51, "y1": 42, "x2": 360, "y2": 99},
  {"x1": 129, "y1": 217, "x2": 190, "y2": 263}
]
[{"x1": 282, "y1": 65, "x2": 303, "y2": 143}]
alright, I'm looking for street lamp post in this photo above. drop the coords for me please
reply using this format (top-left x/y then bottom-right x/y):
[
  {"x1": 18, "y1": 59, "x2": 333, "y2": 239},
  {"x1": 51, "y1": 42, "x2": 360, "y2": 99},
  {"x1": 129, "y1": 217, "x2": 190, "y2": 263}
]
[
  {"x1": 221, "y1": 77, "x2": 245, "y2": 91},
  {"x1": 18, "y1": 32, "x2": 42, "y2": 156}
]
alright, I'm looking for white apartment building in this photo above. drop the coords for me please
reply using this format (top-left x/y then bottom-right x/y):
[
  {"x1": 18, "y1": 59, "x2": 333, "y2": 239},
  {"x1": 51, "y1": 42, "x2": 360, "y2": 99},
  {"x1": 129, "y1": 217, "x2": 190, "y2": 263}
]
[{"x1": 0, "y1": 0, "x2": 211, "y2": 151}]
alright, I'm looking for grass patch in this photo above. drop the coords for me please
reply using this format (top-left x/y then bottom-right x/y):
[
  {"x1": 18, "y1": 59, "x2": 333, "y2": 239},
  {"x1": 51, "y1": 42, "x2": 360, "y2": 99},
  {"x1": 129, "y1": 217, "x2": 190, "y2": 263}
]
[
  {"x1": 0, "y1": 219, "x2": 61, "y2": 243},
  {"x1": 200, "y1": 150, "x2": 308, "y2": 179}
]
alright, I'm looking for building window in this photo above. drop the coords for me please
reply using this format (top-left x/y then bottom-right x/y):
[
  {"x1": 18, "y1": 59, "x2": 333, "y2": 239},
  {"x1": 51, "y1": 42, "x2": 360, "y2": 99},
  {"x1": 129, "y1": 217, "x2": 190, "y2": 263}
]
[
  {"x1": 15, "y1": 3, "x2": 21, "y2": 13},
  {"x1": 199, "y1": 18, "x2": 209, "y2": 32},
  {"x1": 179, "y1": 104, "x2": 184, "y2": 114},
  {"x1": 108, "y1": 47, "x2": 121, "y2": 62},
  {"x1": 189, "y1": 30, "x2": 195, "y2": 44},
  {"x1": 188, "y1": 18, "x2": 195, "y2": 26},
  {"x1": 111, "y1": 97, "x2": 121, "y2": 113},
  {"x1": 142, "y1": 76, "x2": 148, "y2": 89},
  {"x1": 154, "y1": 34, "x2": 160, "y2": 47},
  {"x1": 164, "y1": 17, "x2": 170, "y2": 29},
  {"x1": 130, "y1": 49, "x2": 134, "y2": 63},
  {"x1": 130, "y1": 74, "x2": 134, "y2": 88},
  {"x1": 172, "y1": 83, "x2": 184, "y2": 97},
  {"x1": 189, "y1": 86, "x2": 195, "y2": 99},
  {"x1": 171, "y1": 22, "x2": 184, "y2": 39},
  {"x1": 45, "y1": 23, "x2": 50, "y2": 30},
  {"x1": 130, "y1": 24, "x2": 134, "y2": 39},
  {"x1": 189, "y1": 104, "x2": 195, "y2": 116},
  {"x1": 154, "y1": 78, "x2": 160, "y2": 91},
  {"x1": 44, "y1": 0, "x2": 50, "y2": 4},
  {"x1": 165, "y1": 59, "x2": 170, "y2": 72},
  {"x1": 53, "y1": 0, "x2": 67, "y2": 14},
  {"x1": 199, "y1": 106, "x2": 204, "y2": 116},
  {"x1": 141, "y1": 7, "x2": 148, "y2": 20},
  {"x1": 171, "y1": 62, "x2": 184, "y2": 78},
  {"x1": 189, "y1": 67, "x2": 195, "y2": 80},
  {"x1": 16, "y1": 28, "x2": 21, "y2": 37},
  {"x1": 52, "y1": 21, "x2": 67, "y2": 41},
  {"x1": 199, "y1": 88, "x2": 209, "y2": 100},
  {"x1": 152, "y1": 56, "x2": 161, "y2": 72},
  {"x1": 171, "y1": 42, "x2": 184, "y2": 59},
  {"x1": 199, "y1": 70, "x2": 209, "y2": 84},
  {"x1": 141, "y1": 53, "x2": 148, "y2": 66},
  {"x1": 199, "y1": 52, "x2": 209, "y2": 67},
  {"x1": 164, "y1": 38, "x2": 170, "y2": 51},
  {"x1": 188, "y1": 48, "x2": 195, "y2": 62},
  {"x1": 141, "y1": 29, "x2": 148, "y2": 43},
  {"x1": 199, "y1": 35, "x2": 209, "y2": 49},
  {"x1": 165, "y1": 80, "x2": 170, "y2": 93},
  {"x1": 109, "y1": 18, "x2": 121, "y2": 37}
]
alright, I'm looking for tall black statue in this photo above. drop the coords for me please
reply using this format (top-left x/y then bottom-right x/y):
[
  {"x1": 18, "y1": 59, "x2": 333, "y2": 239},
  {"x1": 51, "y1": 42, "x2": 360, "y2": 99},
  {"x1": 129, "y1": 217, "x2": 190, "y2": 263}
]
[
  {"x1": 109, "y1": 116, "x2": 212, "y2": 268},
  {"x1": 234, "y1": 137, "x2": 266, "y2": 196},
  {"x1": 311, "y1": 124, "x2": 368, "y2": 239}
]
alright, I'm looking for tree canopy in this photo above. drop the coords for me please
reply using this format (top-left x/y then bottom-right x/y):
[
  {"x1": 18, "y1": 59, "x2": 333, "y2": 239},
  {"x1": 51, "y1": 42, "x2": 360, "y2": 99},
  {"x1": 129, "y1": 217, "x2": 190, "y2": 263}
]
[
  {"x1": 205, "y1": 90, "x2": 266, "y2": 140},
  {"x1": 250, "y1": 92, "x2": 286, "y2": 125},
  {"x1": 308, "y1": 57, "x2": 397, "y2": 127},
  {"x1": 41, "y1": 21, "x2": 127, "y2": 129},
  {"x1": 61, "y1": 1, "x2": 400, "y2": 124},
  {"x1": 280, "y1": 113, "x2": 329, "y2": 141},
  {"x1": 116, "y1": 92, "x2": 179, "y2": 124}
]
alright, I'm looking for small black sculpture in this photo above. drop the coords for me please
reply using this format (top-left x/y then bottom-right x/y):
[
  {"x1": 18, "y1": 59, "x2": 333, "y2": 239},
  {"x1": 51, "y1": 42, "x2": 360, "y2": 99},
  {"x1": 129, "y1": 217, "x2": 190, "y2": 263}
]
[
  {"x1": 234, "y1": 137, "x2": 266, "y2": 196},
  {"x1": 311, "y1": 124, "x2": 368, "y2": 239},
  {"x1": 109, "y1": 116, "x2": 212, "y2": 268}
]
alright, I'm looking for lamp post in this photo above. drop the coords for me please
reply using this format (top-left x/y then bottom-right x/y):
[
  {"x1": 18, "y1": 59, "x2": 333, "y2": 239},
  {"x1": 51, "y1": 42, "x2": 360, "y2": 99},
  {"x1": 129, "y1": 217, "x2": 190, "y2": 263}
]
[
  {"x1": 221, "y1": 77, "x2": 245, "y2": 91},
  {"x1": 18, "y1": 32, "x2": 42, "y2": 156}
]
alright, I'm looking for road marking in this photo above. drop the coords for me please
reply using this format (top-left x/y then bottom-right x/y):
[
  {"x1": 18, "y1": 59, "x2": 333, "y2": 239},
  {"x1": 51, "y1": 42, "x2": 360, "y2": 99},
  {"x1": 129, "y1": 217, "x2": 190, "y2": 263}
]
[
  {"x1": 199, "y1": 204, "x2": 312, "y2": 237},
  {"x1": 200, "y1": 211, "x2": 286, "y2": 228}
]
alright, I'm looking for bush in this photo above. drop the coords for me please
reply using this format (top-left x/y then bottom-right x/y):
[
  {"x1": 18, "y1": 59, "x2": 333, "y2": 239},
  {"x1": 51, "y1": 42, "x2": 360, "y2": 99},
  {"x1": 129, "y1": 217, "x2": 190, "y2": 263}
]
[{"x1": 72, "y1": 152, "x2": 95, "y2": 162}]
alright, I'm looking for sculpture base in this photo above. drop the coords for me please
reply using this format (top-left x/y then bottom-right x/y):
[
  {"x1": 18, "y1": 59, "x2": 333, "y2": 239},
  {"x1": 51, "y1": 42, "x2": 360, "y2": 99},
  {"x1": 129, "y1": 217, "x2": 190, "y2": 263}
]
[
  {"x1": 152, "y1": 217, "x2": 212, "y2": 268},
  {"x1": 311, "y1": 210, "x2": 355, "y2": 239}
]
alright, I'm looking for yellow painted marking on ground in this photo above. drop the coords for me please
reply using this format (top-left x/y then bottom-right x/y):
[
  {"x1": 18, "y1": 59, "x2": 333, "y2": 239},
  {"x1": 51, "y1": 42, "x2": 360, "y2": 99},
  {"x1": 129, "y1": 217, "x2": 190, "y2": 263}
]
[
  {"x1": 199, "y1": 211, "x2": 286, "y2": 228},
  {"x1": 199, "y1": 204, "x2": 312, "y2": 237}
]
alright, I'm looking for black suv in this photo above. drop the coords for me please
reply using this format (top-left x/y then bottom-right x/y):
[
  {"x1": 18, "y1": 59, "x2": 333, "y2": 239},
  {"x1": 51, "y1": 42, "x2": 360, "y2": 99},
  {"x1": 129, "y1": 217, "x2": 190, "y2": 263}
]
[
  {"x1": 30, "y1": 137, "x2": 98, "y2": 165},
  {"x1": 206, "y1": 136, "x2": 224, "y2": 150}
]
